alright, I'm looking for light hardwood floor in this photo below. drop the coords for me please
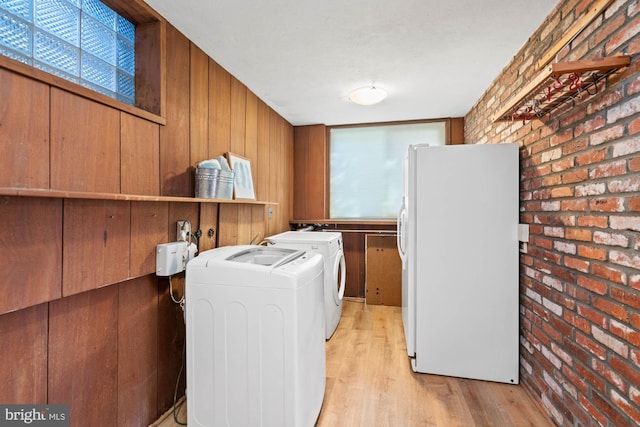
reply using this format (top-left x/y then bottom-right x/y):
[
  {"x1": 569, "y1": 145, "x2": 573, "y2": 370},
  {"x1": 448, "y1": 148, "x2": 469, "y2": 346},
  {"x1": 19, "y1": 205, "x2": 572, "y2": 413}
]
[{"x1": 152, "y1": 300, "x2": 554, "y2": 427}]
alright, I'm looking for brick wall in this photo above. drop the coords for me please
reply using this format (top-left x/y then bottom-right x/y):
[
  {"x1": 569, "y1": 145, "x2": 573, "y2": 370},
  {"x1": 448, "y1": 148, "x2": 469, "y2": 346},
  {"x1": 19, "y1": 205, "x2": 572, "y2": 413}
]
[{"x1": 465, "y1": 0, "x2": 639, "y2": 425}]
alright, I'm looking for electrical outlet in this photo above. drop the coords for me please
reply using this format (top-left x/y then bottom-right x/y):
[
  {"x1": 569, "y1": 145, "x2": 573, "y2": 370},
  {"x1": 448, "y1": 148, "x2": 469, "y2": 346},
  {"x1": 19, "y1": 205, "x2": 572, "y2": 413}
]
[
  {"x1": 177, "y1": 220, "x2": 191, "y2": 242},
  {"x1": 268, "y1": 207, "x2": 273, "y2": 219}
]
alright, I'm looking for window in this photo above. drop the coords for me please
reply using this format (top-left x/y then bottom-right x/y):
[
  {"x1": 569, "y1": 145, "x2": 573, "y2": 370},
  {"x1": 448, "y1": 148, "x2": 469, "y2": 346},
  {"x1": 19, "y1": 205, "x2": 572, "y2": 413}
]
[
  {"x1": 0, "y1": 0, "x2": 135, "y2": 105},
  {"x1": 329, "y1": 121, "x2": 446, "y2": 219}
]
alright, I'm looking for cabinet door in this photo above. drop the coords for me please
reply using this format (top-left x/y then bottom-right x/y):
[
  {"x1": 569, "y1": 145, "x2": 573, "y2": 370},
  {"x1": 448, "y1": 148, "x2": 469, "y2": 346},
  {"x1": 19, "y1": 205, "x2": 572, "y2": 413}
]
[{"x1": 365, "y1": 234, "x2": 401, "y2": 306}]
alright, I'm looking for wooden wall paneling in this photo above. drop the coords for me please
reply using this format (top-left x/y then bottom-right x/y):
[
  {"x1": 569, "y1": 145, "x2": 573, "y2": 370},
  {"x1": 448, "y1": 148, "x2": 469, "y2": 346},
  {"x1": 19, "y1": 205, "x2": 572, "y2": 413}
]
[
  {"x1": 48, "y1": 286, "x2": 119, "y2": 426},
  {"x1": 50, "y1": 88, "x2": 120, "y2": 193},
  {"x1": 0, "y1": 69, "x2": 49, "y2": 188},
  {"x1": 121, "y1": 112, "x2": 160, "y2": 195},
  {"x1": 307, "y1": 125, "x2": 327, "y2": 219},
  {"x1": 218, "y1": 204, "x2": 239, "y2": 247},
  {"x1": 134, "y1": 20, "x2": 165, "y2": 116},
  {"x1": 251, "y1": 204, "x2": 266, "y2": 243},
  {"x1": 157, "y1": 276, "x2": 186, "y2": 414},
  {"x1": 0, "y1": 303, "x2": 48, "y2": 404},
  {"x1": 130, "y1": 202, "x2": 169, "y2": 277},
  {"x1": 285, "y1": 123, "x2": 295, "y2": 224},
  {"x1": 160, "y1": 25, "x2": 190, "y2": 197},
  {"x1": 245, "y1": 90, "x2": 258, "y2": 167},
  {"x1": 293, "y1": 126, "x2": 310, "y2": 219},
  {"x1": 449, "y1": 117, "x2": 464, "y2": 145},
  {"x1": 267, "y1": 110, "x2": 280, "y2": 237},
  {"x1": 256, "y1": 99, "x2": 270, "y2": 204},
  {"x1": 189, "y1": 43, "x2": 210, "y2": 175},
  {"x1": 0, "y1": 197, "x2": 61, "y2": 314},
  {"x1": 62, "y1": 199, "x2": 131, "y2": 297},
  {"x1": 118, "y1": 275, "x2": 159, "y2": 427},
  {"x1": 237, "y1": 204, "x2": 253, "y2": 245},
  {"x1": 208, "y1": 60, "x2": 231, "y2": 156},
  {"x1": 230, "y1": 77, "x2": 247, "y2": 155},
  {"x1": 198, "y1": 203, "x2": 219, "y2": 251}
]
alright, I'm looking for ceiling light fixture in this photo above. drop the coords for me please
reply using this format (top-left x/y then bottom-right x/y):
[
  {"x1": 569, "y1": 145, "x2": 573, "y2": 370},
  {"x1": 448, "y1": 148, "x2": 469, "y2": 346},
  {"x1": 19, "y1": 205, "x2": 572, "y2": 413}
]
[{"x1": 348, "y1": 86, "x2": 387, "y2": 106}]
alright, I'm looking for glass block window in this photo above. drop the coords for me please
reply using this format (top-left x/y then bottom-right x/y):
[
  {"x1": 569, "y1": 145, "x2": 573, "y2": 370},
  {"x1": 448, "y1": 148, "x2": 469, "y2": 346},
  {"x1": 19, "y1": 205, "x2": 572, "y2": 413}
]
[{"x1": 0, "y1": 0, "x2": 135, "y2": 105}]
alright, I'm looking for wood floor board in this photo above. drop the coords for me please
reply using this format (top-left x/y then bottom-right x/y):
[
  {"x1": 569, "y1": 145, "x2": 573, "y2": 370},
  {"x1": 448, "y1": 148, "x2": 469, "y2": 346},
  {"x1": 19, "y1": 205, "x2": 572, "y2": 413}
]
[{"x1": 151, "y1": 300, "x2": 554, "y2": 427}]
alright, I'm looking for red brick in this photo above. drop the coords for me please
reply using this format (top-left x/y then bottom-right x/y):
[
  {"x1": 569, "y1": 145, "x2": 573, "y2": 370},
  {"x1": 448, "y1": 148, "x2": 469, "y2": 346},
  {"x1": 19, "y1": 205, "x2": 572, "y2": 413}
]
[
  {"x1": 577, "y1": 215, "x2": 608, "y2": 228},
  {"x1": 566, "y1": 310, "x2": 592, "y2": 333},
  {"x1": 566, "y1": 228, "x2": 592, "y2": 241},
  {"x1": 610, "y1": 390, "x2": 640, "y2": 427},
  {"x1": 579, "y1": 394, "x2": 608, "y2": 427},
  {"x1": 562, "y1": 169, "x2": 588, "y2": 183},
  {"x1": 543, "y1": 175, "x2": 562, "y2": 187},
  {"x1": 593, "y1": 297, "x2": 629, "y2": 322},
  {"x1": 592, "y1": 359, "x2": 626, "y2": 392},
  {"x1": 565, "y1": 256, "x2": 590, "y2": 272},
  {"x1": 578, "y1": 245, "x2": 607, "y2": 261},
  {"x1": 610, "y1": 250, "x2": 640, "y2": 269},
  {"x1": 562, "y1": 138, "x2": 588, "y2": 156},
  {"x1": 611, "y1": 287, "x2": 640, "y2": 310},
  {"x1": 630, "y1": 196, "x2": 640, "y2": 211},
  {"x1": 608, "y1": 177, "x2": 640, "y2": 193},
  {"x1": 591, "y1": 391, "x2": 629, "y2": 427},
  {"x1": 589, "y1": 125, "x2": 625, "y2": 146},
  {"x1": 589, "y1": 160, "x2": 627, "y2": 179},
  {"x1": 632, "y1": 313, "x2": 640, "y2": 330},
  {"x1": 552, "y1": 187, "x2": 574, "y2": 198},
  {"x1": 576, "y1": 147, "x2": 607, "y2": 166},
  {"x1": 592, "y1": 263, "x2": 627, "y2": 285},
  {"x1": 611, "y1": 356, "x2": 640, "y2": 390},
  {"x1": 575, "y1": 357, "x2": 607, "y2": 391},
  {"x1": 562, "y1": 365, "x2": 588, "y2": 394},
  {"x1": 587, "y1": 88, "x2": 624, "y2": 115},
  {"x1": 590, "y1": 198, "x2": 625, "y2": 212},
  {"x1": 575, "y1": 115, "x2": 606, "y2": 137},
  {"x1": 593, "y1": 231, "x2": 629, "y2": 247},
  {"x1": 631, "y1": 275, "x2": 640, "y2": 290},
  {"x1": 630, "y1": 117, "x2": 640, "y2": 135},
  {"x1": 605, "y1": 14, "x2": 640, "y2": 54},
  {"x1": 550, "y1": 128, "x2": 574, "y2": 146},
  {"x1": 610, "y1": 320, "x2": 640, "y2": 347},
  {"x1": 566, "y1": 283, "x2": 591, "y2": 303},
  {"x1": 561, "y1": 199, "x2": 588, "y2": 211},
  {"x1": 577, "y1": 275, "x2": 608, "y2": 295},
  {"x1": 579, "y1": 303, "x2": 609, "y2": 326},
  {"x1": 551, "y1": 157, "x2": 574, "y2": 172}
]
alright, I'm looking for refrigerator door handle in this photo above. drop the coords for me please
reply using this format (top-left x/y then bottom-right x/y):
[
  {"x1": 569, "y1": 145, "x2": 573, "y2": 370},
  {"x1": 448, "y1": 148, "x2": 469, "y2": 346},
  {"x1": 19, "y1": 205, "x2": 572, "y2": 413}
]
[{"x1": 397, "y1": 203, "x2": 407, "y2": 266}]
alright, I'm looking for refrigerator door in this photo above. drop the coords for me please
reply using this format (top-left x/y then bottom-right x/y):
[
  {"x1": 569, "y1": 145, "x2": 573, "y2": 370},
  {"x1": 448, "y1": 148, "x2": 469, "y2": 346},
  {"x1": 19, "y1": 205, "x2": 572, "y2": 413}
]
[
  {"x1": 412, "y1": 143, "x2": 519, "y2": 384},
  {"x1": 400, "y1": 145, "x2": 424, "y2": 358}
]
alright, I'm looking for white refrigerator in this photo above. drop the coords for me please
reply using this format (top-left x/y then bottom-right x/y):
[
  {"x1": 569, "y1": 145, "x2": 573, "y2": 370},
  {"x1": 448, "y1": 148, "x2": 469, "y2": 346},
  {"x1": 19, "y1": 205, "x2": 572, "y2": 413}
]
[{"x1": 397, "y1": 143, "x2": 519, "y2": 384}]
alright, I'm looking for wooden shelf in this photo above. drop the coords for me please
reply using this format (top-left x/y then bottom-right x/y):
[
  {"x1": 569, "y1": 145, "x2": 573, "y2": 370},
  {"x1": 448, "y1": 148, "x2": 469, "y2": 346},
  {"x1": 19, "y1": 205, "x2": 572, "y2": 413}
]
[
  {"x1": 0, "y1": 187, "x2": 277, "y2": 205},
  {"x1": 493, "y1": 56, "x2": 630, "y2": 122}
]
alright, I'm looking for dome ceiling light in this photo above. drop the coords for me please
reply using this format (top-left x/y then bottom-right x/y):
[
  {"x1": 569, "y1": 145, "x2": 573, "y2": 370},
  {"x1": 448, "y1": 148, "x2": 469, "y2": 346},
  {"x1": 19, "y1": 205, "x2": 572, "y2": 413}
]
[{"x1": 348, "y1": 86, "x2": 387, "y2": 106}]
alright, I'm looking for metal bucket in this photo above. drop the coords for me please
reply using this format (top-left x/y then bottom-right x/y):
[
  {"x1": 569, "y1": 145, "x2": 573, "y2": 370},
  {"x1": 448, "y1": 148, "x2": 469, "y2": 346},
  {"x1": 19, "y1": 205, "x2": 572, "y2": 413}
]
[{"x1": 195, "y1": 168, "x2": 235, "y2": 199}]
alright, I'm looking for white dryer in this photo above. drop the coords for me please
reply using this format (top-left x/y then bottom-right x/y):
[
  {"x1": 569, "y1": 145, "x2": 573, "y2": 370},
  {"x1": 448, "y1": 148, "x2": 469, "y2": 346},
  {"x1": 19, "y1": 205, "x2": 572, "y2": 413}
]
[
  {"x1": 266, "y1": 231, "x2": 346, "y2": 339},
  {"x1": 185, "y1": 245, "x2": 326, "y2": 427}
]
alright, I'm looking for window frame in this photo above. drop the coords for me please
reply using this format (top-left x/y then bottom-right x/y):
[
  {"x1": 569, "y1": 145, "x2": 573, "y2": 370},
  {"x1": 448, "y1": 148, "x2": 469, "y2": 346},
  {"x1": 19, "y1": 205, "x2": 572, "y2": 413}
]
[{"x1": 0, "y1": 0, "x2": 166, "y2": 124}]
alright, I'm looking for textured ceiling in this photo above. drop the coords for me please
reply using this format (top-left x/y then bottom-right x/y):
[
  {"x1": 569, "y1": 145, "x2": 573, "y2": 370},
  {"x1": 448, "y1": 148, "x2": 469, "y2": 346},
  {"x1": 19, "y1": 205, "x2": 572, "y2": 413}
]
[{"x1": 145, "y1": 0, "x2": 559, "y2": 126}]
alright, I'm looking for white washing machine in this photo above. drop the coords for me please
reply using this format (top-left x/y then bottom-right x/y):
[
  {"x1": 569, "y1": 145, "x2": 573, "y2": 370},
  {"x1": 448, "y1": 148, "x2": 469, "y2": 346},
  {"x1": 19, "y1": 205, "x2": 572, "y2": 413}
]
[
  {"x1": 185, "y1": 245, "x2": 326, "y2": 427},
  {"x1": 266, "y1": 231, "x2": 346, "y2": 339}
]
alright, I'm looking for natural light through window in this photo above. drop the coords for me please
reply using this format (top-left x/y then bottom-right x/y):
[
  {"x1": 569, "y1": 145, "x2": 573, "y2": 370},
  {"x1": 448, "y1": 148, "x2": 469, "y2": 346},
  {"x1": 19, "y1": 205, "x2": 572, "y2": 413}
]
[
  {"x1": 0, "y1": 0, "x2": 135, "y2": 105},
  {"x1": 329, "y1": 122, "x2": 446, "y2": 219}
]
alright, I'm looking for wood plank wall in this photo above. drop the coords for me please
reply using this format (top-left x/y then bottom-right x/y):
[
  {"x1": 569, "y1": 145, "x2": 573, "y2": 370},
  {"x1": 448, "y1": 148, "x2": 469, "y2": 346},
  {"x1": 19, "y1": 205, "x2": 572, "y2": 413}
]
[{"x1": 0, "y1": 23, "x2": 293, "y2": 427}]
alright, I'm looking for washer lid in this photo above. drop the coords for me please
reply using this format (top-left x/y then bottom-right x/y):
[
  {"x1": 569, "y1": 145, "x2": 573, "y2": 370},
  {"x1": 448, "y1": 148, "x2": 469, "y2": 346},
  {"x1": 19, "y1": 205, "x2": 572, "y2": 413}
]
[
  {"x1": 226, "y1": 246, "x2": 304, "y2": 268},
  {"x1": 267, "y1": 231, "x2": 342, "y2": 244}
]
